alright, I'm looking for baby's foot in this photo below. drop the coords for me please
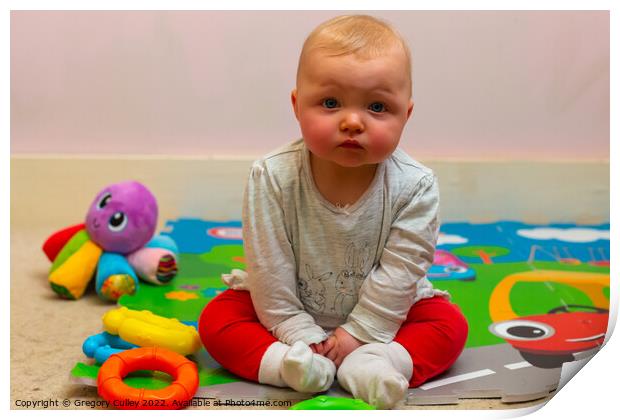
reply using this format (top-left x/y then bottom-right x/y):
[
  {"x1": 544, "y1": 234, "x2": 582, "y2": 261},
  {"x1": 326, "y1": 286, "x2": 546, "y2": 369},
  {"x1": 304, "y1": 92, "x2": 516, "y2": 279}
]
[
  {"x1": 337, "y1": 342, "x2": 413, "y2": 409},
  {"x1": 280, "y1": 341, "x2": 336, "y2": 393}
]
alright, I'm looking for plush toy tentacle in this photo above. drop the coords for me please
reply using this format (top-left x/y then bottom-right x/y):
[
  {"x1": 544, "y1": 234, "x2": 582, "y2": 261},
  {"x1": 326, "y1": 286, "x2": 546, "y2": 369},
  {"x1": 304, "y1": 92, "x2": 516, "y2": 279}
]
[
  {"x1": 144, "y1": 234, "x2": 179, "y2": 255},
  {"x1": 48, "y1": 228, "x2": 90, "y2": 274},
  {"x1": 49, "y1": 239, "x2": 102, "y2": 299},
  {"x1": 127, "y1": 245, "x2": 178, "y2": 286},
  {"x1": 42, "y1": 223, "x2": 86, "y2": 262},
  {"x1": 96, "y1": 253, "x2": 139, "y2": 302}
]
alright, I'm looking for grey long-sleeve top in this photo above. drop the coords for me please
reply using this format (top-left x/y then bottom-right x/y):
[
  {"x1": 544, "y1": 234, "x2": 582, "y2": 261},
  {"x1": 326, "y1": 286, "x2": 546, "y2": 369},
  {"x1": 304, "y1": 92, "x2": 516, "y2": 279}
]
[{"x1": 241, "y1": 139, "x2": 449, "y2": 346}]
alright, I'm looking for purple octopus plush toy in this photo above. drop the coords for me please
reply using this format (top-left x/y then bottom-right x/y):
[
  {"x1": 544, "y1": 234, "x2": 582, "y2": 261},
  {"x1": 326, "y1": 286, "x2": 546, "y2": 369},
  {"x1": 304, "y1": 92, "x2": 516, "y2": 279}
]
[{"x1": 43, "y1": 181, "x2": 178, "y2": 301}]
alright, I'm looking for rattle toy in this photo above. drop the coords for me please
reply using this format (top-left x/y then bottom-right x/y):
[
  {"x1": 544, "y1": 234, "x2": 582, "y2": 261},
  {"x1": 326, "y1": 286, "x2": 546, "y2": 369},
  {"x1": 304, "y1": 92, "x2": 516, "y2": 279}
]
[
  {"x1": 42, "y1": 180, "x2": 179, "y2": 301},
  {"x1": 97, "y1": 346, "x2": 198, "y2": 410},
  {"x1": 290, "y1": 395, "x2": 376, "y2": 410},
  {"x1": 83, "y1": 332, "x2": 138, "y2": 364},
  {"x1": 102, "y1": 307, "x2": 201, "y2": 355}
]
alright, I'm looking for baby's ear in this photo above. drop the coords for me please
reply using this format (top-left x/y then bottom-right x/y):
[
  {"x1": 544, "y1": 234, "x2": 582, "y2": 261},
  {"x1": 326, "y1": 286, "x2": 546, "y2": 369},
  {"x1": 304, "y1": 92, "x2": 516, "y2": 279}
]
[
  {"x1": 407, "y1": 100, "x2": 414, "y2": 120},
  {"x1": 291, "y1": 88, "x2": 300, "y2": 121}
]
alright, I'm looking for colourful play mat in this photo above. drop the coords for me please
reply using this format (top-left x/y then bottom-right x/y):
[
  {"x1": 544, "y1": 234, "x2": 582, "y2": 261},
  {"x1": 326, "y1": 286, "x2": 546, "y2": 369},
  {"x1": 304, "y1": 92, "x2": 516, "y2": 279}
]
[{"x1": 71, "y1": 219, "x2": 610, "y2": 405}]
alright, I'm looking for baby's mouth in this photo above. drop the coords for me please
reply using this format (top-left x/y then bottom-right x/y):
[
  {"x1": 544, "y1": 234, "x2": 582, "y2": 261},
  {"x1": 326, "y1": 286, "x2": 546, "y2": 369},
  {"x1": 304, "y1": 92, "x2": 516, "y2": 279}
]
[{"x1": 339, "y1": 139, "x2": 364, "y2": 149}]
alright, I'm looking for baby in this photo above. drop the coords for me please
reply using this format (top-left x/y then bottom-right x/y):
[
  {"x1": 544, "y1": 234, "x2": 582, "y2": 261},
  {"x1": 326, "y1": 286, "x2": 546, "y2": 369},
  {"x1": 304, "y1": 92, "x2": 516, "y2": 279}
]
[{"x1": 199, "y1": 15, "x2": 468, "y2": 409}]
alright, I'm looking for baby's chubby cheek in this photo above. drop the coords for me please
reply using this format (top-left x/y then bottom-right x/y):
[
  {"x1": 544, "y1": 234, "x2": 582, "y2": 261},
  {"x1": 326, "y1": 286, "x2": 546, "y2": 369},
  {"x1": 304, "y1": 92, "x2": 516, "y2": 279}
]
[
  {"x1": 375, "y1": 138, "x2": 399, "y2": 159},
  {"x1": 299, "y1": 117, "x2": 333, "y2": 154},
  {"x1": 367, "y1": 126, "x2": 403, "y2": 159}
]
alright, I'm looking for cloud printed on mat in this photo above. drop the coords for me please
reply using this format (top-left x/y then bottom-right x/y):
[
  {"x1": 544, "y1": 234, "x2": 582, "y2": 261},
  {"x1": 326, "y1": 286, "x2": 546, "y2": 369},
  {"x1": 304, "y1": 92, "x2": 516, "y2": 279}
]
[
  {"x1": 437, "y1": 233, "x2": 469, "y2": 245},
  {"x1": 516, "y1": 227, "x2": 610, "y2": 243}
]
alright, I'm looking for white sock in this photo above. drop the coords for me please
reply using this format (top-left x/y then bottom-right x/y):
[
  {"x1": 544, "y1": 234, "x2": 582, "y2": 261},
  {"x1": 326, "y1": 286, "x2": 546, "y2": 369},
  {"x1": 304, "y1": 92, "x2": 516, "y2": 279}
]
[
  {"x1": 258, "y1": 341, "x2": 289, "y2": 387},
  {"x1": 258, "y1": 341, "x2": 336, "y2": 393},
  {"x1": 337, "y1": 342, "x2": 413, "y2": 409}
]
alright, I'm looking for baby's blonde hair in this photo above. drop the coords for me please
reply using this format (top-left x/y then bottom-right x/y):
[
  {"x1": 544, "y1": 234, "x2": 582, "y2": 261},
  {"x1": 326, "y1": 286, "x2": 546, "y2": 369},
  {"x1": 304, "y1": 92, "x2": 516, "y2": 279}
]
[{"x1": 297, "y1": 15, "x2": 412, "y2": 94}]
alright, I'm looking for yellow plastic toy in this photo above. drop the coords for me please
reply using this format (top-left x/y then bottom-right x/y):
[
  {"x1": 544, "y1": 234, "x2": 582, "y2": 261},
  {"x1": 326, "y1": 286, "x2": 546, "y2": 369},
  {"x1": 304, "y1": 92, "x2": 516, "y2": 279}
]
[{"x1": 102, "y1": 307, "x2": 201, "y2": 355}]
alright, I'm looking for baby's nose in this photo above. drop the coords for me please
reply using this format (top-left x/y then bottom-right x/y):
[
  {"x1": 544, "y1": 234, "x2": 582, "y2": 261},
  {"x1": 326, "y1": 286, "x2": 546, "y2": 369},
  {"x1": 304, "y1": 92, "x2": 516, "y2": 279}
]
[{"x1": 339, "y1": 112, "x2": 364, "y2": 134}]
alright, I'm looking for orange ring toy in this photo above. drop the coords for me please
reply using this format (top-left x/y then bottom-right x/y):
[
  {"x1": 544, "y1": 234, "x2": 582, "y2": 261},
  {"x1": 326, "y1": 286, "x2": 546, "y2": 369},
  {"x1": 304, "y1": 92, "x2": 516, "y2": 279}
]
[{"x1": 97, "y1": 346, "x2": 198, "y2": 410}]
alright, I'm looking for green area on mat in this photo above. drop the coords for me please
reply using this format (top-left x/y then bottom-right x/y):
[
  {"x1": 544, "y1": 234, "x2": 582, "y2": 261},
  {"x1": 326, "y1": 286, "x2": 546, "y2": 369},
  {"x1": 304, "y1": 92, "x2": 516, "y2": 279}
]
[{"x1": 199, "y1": 245, "x2": 247, "y2": 270}]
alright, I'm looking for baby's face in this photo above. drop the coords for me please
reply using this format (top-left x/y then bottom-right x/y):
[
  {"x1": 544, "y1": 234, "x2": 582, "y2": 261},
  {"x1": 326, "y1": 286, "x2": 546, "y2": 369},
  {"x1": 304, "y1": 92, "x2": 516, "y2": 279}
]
[{"x1": 292, "y1": 45, "x2": 413, "y2": 168}]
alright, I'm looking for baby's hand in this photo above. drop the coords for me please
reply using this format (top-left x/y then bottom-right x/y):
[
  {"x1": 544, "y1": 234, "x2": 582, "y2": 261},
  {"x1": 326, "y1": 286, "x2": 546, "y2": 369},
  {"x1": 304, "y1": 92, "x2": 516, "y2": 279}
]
[
  {"x1": 310, "y1": 339, "x2": 335, "y2": 356},
  {"x1": 324, "y1": 327, "x2": 364, "y2": 367}
]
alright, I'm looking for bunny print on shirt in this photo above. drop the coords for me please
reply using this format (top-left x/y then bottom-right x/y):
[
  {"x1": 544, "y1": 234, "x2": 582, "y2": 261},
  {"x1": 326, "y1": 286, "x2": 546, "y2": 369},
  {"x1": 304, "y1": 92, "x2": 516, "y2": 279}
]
[{"x1": 332, "y1": 242, "x2": 371, "y2": 317}]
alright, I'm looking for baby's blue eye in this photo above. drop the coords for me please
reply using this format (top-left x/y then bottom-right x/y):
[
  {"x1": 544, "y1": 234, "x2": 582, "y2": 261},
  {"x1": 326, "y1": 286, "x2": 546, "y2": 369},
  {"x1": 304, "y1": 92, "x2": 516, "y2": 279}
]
[
  {"x1": 369, "y1": 102, "x2": 386, "y2": 113},
  {"x1": 322, "y1": 98, "x2": 339, "y2": 109}
]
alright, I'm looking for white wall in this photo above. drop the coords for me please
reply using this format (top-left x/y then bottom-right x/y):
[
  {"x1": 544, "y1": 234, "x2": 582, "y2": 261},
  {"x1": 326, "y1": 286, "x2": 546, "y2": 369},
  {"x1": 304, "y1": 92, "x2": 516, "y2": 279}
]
[{"x1": 10, "y1": 10, "x2": 609, "y2": 160}]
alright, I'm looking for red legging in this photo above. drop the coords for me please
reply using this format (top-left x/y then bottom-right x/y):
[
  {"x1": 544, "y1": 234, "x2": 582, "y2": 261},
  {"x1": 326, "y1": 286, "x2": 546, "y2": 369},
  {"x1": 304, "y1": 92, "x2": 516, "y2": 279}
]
[{"x1": 198, "y1": 289, "x2": 468, "y2": 388}]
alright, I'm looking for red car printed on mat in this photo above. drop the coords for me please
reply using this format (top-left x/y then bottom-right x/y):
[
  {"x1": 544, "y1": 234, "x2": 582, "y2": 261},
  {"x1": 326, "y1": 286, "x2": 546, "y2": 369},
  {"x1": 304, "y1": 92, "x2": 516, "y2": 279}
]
[
  {"x1": 488, "y1": 270, "x2": 609, "y2": 369},
  {"x1": 489, "y1": 305, "x2": 608, "y2": 368}
]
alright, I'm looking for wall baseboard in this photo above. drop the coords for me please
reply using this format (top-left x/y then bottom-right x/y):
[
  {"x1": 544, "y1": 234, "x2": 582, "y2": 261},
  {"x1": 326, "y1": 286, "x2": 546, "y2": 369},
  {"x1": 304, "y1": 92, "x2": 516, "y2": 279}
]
[{"x1": 11, "y1": 156, "x2": 609, "y2": 230}]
